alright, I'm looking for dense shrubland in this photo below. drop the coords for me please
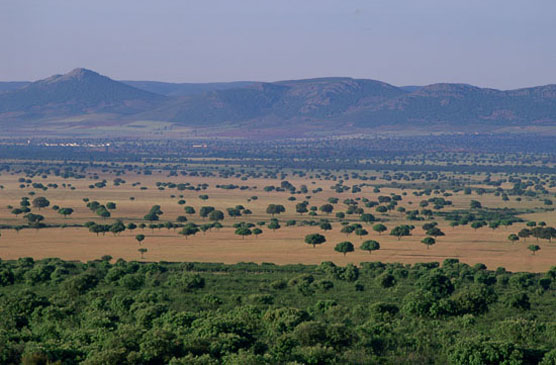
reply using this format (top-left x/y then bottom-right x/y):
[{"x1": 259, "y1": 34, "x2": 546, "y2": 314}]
[{"x1": 0, "y1": 258, "x2": 554, "y2": 364}]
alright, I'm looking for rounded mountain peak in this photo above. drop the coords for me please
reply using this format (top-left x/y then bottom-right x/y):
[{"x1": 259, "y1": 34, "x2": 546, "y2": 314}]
[{"x1": 64, "y1": 68, "x2": 100, "y2": 79}]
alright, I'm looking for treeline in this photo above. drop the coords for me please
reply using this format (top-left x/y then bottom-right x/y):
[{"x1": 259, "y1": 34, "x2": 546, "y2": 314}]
[
  {"x1": 0, "y1": 258, "x2": 554, "y2": 364},
  {"x1": 1, "y1": 135, "x2": 555, "y2": 174}
]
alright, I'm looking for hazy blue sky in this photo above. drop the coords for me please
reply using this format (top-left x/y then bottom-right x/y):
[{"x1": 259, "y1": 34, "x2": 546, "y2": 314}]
[{"x1": 2, "y1": 0, "x2": 555, "y2": 89}]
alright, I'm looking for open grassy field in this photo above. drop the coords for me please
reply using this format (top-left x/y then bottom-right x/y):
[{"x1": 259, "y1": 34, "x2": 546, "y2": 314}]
[{"x1": 1, "y1": 167, "x2": 554, "y2": 272}]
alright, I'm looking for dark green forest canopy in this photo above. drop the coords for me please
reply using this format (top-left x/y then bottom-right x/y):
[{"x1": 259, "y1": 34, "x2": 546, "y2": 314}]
[{"x1": 0, "y1": 258, "x2": 554, "y2": 364}]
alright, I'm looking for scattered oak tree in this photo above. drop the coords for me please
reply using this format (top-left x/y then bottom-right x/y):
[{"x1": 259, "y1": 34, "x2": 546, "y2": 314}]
[
  {"x1": 355, "y1": 228, "x2": 368, "y2": 240},
  {"x1": 32, "y1": 197, "x2": 50, "y2": 210},
  {"x1": 507, "y1": 234, "x2": 519, "y2": 243},
  {"x1": 266, "y1": 204, "x2": 286, "y2": 216},
  {"x1": 334, "y1": 241, "x2": 354, "y2": 256},
  {"x1": 360, "y1": 240, "x2": 380, "y2": 255},
  {"x1": 138, "y1": 248, "x2": 147, "y2": 259},
  {"x1": 390, "y1": 225, "x2": 413, "y2": 240},
  {"x1": 180, "y1": 224, "x2": 200, "y2": 240},
  {"x1": 421, "y1": 237, "x2": 436, "y2": 249},
  {"x1": 209, "y1": 210, "x2": 224, "y2": 221},
  {"x1": 135, "y1": 234, "x2": 145, "y2": 245},
  {"x1": 528, "y1": 244, "x2": 540, "y2": 256},
  {"x1": 305, "y1": 233, "x2": 326, "y2": 248},
  {"x1": 373, "y1": 223, "x2": 387, "y2": 235},
  {"x1": 235, "y1": 227, "x2": 252, "y2": 239},
  {"x1": 252, "y1": 228, "x2": 263, "y2": 238}
]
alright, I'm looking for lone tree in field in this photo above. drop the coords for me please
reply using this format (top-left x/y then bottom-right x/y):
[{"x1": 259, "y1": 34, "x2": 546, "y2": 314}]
[
  {"x1": 390, "y1": 225, "x2": 412, "y2": 240},
  {"x1": 373, "y1": 224, "x2": 387, "y2": 235},
  {"x1": 135, "y1": 234, "x2": 145, "y2": 245},
  {"x1": 235, "y1": 227, "x2": 252, "y2": 239},
  {"x1": 320, "y1": 222, "x2": 332, "y2": 231},
  {"x1": 360, "y1": 240, "x2": 380, "y2": 255},
  {"x1": 138, "y1": 248, "x2": 147, "y2": 259},
  {"x1": 266, "y1": 204, "x2": 285, "y2": 216},
  {"x1": 421, "y1": 237, "x2": 436, "y2": 249},
  {"x1": 507, "y1": 234, "x2": 519, "y2": 243},
  {"x1": 528, "y1": 244, "x2": 540, "y2": 256},
  {"x1": 319, "y1": 204, "x2": 334, "y2": 215},
  {"x1": 252, "y1": 228, "x2": 263, "y2": 238},
  {"x1": 305, "y1": 233, "x2": 326, "y2": 248},
  {"x1": 58, "y1": 208, "x2": 74, "y2": 218},
  {"x1": 335, "y1": 241, "x2": 354, "y2": 256},
  {"x1": 32, "y1": 197, "x2": 50, "y2": 210}
]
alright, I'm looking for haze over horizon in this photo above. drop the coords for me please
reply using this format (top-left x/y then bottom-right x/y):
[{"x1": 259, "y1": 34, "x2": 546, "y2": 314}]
[{"x1": 2, "y1": 0, "x2": 556, "y2": 89}]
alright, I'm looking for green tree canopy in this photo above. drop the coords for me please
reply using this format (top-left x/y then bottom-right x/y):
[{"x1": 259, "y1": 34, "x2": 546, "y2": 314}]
[
  {"x1": 360, "y1": 240, "x2": 380, "y2": 255},
  {"x1": 334, "y1": 241, "x2": 354, "y2": 256},
  {"x1": 305, "y1": 233, "x2": 326, "y2": 248}
]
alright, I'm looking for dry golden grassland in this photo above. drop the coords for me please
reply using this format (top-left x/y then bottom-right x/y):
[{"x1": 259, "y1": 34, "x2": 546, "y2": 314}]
[{"x1": 0, "y1": 170, "x2": 554, "y2": 272}]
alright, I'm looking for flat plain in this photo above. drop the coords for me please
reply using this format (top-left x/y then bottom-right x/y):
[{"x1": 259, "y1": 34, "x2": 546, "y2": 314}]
[{"x1": 1, "y1": 168, "x2": 554, "y2": 272}]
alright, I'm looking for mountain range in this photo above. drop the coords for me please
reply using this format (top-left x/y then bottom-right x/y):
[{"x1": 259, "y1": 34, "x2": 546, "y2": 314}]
[{"x1": 1, "y1": 68, "x2": 555, "y2": 136}]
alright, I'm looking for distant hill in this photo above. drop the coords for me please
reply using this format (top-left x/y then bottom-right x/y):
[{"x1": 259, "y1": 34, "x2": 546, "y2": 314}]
[
  {"x1": 0, "y1": 68, "x2": 166, "y2": 121},
  {"x1": 122, "y1": 80, "x2": 255, "y2": 96},
  {"x1": 1, "y1": 68, "x2": 555, "y2": 135},
  {"x1": 137, "y1": 77, "x2": 408, "y2": 126},
  {"x1": 341, "y1": 83, "x2": 556, "y2": 129},
  {"x1": 138, "y1": 78, "x2": 556, "y2": 130},
  {"x1": 0, "y1": 81, "x2": 30, "y2": 94}
]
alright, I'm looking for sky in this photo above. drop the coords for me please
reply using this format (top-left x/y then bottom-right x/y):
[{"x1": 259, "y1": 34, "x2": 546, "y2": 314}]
[{"x1": 1, "y1": 0, "x2": 555, "y2": 89}]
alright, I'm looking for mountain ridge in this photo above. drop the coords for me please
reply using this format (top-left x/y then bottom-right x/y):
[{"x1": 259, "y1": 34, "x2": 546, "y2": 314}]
[{"x1": 1, "y1": 68, "x2": 555, "y2": 135}]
